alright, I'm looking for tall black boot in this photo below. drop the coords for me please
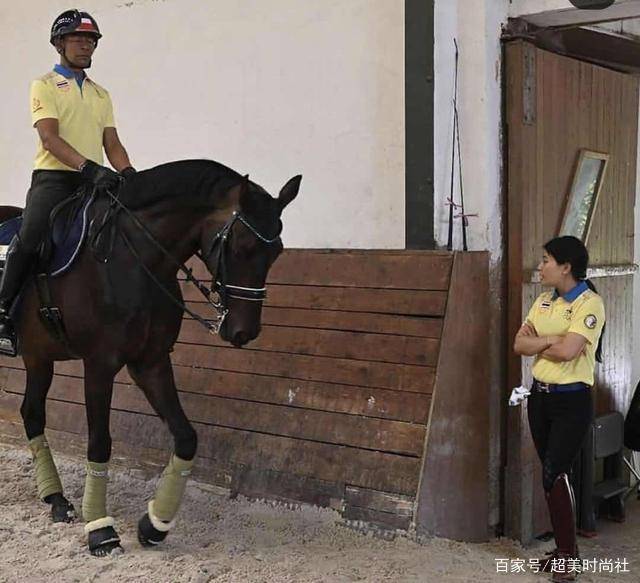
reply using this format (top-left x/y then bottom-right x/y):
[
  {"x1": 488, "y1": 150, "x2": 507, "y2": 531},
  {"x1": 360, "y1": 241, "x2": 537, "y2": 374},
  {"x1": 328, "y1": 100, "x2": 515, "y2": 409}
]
[
  {"x1": 0, "y1": 237, "x2": 33, "y2": 356},
  {"x1": 547, "y1": 473, "x2": 580, "y2": 582}
]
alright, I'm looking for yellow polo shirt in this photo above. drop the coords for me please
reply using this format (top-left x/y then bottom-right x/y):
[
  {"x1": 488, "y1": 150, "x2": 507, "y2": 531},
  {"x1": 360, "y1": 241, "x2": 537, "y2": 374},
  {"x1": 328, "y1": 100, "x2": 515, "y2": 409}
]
[
  {"x1": 525, "y1": 282, "x2": 605, "y2": 386},
  {"x1": 30, "y1": 67, "x2": 115, "y2": 171}
]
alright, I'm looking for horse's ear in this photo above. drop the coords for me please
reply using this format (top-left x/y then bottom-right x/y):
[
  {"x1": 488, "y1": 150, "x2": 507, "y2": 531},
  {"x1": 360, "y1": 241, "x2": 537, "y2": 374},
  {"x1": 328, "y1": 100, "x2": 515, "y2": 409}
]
[{"x1": 277, "y1": 175, "x2": 302, "y2": 212}]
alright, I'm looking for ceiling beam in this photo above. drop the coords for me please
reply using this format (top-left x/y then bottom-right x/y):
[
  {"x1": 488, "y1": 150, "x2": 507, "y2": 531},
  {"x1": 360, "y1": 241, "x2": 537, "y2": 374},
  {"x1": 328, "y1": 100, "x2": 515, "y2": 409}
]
[
  {"x1": 522, "y1": 0, "x2": 640, "y2": 27},
  {"x1": 504, "y1": 19, "x2": 640, "y2": 74}
]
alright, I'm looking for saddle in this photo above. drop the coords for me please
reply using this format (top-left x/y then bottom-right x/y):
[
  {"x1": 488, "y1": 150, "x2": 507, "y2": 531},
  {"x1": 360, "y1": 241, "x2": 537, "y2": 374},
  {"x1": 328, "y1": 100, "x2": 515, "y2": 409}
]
[{"x1": 0, "y1": 189, "x2": 97, "y2": 277}]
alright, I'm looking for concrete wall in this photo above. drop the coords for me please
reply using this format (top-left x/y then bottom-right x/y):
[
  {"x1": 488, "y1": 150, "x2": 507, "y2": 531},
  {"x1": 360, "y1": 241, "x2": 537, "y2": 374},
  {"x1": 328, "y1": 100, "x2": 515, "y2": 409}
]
[{"x1": 0, "y1": 0, "x2": 404, "y2": 249}]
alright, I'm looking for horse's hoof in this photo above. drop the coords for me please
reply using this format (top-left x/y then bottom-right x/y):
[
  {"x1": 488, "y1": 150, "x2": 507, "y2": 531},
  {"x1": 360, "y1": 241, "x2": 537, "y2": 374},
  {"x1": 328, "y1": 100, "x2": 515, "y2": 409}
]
[
  {"x1": 137, "y1": 512, "x2": 168, "y2": 547},
  {"x1": 45, "y1": 493, "x2": 76, "y2": 523},
  {"x1": 88, "y1": 526, "x2": 123, "y2": 557},
  {"x1": 91, "y1": 542, "x2": 124, "y2": 557},
  {"x1": 51, "y1": 499, "x2": 76, "y2": 523}
]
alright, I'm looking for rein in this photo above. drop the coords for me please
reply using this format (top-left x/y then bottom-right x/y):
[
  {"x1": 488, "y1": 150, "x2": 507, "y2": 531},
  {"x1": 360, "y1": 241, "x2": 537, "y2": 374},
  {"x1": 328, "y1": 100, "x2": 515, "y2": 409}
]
[{"x1": 93, "y1": 186, "x2": 281, "y2": 334}]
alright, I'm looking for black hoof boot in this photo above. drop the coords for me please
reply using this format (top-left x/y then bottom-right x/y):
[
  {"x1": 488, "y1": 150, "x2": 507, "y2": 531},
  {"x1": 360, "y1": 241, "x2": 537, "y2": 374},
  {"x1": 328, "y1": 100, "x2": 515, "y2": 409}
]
[
  {"x1": 88, "y1": 526, "x2": 123, "y2": 557},
  {"x1": 138, "y1": 513, "x2": 168, "y2": 547},
  {"x1": 45, "y1": 493, "x2": 76, "y2": 523}
]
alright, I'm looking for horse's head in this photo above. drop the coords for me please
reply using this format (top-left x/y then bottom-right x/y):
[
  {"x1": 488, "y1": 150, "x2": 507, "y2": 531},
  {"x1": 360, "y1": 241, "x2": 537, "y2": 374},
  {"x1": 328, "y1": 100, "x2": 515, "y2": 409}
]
[{"x1": 201, "y1": 174, "x2": 301, "y2": 347}]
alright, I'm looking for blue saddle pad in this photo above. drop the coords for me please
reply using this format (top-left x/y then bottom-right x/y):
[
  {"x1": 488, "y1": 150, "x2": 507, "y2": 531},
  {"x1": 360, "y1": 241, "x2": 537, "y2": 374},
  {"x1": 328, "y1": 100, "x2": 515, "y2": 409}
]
[{"x1": 0, "y1": 193, "x2": 95, "y2": 277}]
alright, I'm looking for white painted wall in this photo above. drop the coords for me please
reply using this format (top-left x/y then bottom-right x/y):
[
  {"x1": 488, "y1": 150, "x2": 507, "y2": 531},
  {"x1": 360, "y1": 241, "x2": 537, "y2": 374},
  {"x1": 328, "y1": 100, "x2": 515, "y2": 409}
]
[
  {"x1": 433, "y1": 0, "x2": 506, "y2": 256},
  {"x1": 0, "y1": 0, "x2": 405, "y2": 249}
]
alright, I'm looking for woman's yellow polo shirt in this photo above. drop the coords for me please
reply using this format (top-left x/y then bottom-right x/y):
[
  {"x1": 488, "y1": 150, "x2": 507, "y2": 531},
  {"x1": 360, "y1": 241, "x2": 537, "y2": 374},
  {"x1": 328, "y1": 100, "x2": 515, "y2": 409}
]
[{"x1": 525, "y1": 281, "x2": 605, "y2": 386}]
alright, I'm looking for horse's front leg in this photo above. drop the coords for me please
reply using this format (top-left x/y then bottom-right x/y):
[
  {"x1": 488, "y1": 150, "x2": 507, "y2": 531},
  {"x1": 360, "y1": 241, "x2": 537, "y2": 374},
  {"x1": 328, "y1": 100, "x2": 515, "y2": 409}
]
[
  {"x1": 127, "y1": 354, "x2": 197, "y2": 547},
  {"x1": 82, "y1": 359, "x2": 123, "y2": 557},
  {"x1": 21, "y1": 357, "x2": 76, "y2": 522}
]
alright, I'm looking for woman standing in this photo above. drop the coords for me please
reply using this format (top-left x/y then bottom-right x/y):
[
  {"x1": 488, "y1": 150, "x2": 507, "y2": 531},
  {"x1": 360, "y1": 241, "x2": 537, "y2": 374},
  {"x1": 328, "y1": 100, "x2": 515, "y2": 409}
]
[{"x1": 514, "y1": 236, "x2": 605, "y2": 582}]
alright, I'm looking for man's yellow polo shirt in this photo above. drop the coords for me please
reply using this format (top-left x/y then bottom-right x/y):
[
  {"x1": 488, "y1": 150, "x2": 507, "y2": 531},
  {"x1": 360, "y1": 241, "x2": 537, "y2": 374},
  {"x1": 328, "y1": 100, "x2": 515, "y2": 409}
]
[
  {"x1": 30, "y1": 65, "x2": 115, "y2": 171},
  {"x1": 525, "y1": 281, "x2": 605, "y2": 386}
]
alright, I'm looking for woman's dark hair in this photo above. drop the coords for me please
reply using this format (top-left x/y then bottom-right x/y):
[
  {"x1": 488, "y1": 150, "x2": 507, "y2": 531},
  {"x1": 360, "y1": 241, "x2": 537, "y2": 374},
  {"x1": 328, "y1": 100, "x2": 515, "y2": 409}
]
[{"x1": 543, "y1": 236, "x2": 604, "y2": 363}]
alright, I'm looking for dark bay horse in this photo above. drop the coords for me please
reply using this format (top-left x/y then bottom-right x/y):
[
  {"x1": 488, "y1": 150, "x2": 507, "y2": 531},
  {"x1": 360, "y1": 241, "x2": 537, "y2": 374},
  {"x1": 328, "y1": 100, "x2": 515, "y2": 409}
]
[{"x1": 0, "y1": 160, "x2": 301, "y2": 555}]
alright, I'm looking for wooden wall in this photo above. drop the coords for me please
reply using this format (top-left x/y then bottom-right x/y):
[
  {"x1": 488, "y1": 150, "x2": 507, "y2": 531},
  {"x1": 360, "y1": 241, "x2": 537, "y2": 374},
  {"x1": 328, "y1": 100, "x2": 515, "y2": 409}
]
[
  {"x1": 506, "y1": 41, "x2": 639, "y2": 542},
  {"x1": 0, "y1": 249, "x2": 490, "y2": 538},
  {"x1": 416, "y1": 251, "x2": 490, "y2": 542},
  {"x1": 515, "y1": 45, "x2": 638, "y2": 270}
]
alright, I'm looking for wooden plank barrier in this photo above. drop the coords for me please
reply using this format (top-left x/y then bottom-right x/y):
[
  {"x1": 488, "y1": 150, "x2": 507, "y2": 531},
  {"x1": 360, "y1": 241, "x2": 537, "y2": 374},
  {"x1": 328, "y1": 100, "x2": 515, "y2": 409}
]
[{"x1": 0, "y1": 250, "x2": 490, "y2": 540}]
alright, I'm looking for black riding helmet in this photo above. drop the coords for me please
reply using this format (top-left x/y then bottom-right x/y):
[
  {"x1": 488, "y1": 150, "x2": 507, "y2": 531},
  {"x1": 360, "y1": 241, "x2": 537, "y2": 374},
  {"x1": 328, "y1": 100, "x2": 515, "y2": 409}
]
[{"x1": 50, "y1": 9, "x2": 102, "y2": 46}]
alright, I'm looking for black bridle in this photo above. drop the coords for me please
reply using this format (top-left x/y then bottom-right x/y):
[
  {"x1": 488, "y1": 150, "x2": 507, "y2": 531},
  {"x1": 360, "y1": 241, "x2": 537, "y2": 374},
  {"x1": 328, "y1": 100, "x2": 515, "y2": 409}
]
[
  {"x1": 94, "y1": 187, "x2": 281, "y2": 334},
  {"x1": 198, "y1": 210, "x2": 282, "y2": 319}
]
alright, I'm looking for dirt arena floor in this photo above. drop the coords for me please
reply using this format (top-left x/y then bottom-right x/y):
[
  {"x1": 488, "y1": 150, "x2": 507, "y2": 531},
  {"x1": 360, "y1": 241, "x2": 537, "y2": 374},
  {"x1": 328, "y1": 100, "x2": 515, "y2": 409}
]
[{"x1": 0, "y1": 442, "x2": 636, "y2": 582}]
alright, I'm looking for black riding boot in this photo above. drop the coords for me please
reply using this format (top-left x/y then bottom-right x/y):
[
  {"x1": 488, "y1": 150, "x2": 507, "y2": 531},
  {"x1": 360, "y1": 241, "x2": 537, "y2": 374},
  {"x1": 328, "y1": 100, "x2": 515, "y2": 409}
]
[
  {"x1": 547, "y1": 473, "x2": 580, "y2": 582},
  {"x1": 0, "y1": 237, "x2": 33, "y2": 356}
]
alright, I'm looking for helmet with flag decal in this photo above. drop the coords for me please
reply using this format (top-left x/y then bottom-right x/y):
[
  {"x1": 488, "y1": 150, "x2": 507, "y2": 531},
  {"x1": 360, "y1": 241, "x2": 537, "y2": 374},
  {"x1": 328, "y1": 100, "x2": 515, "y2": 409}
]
[{"x1": 50, "y1": 9, "x2": 102, "y2": 45}]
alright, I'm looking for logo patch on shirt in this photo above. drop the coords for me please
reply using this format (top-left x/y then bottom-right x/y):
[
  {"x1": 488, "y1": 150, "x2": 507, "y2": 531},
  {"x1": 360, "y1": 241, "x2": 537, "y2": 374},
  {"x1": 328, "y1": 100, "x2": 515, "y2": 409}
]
[
  {"x1": 56, "y1": 80, "x2": 70, "y2": 92},
  {"x1": 584, "y1": 314, "x2": 598, "y2": 329},
  {"x1": 32, "y1": 97, "x2": 42, "y2": 113},
  {"x1": 563, "y1": 309, "x2": 573, "y2": 320},
  {"x1": 539, "y1": 300, "x2": 552, "y2": 311}
]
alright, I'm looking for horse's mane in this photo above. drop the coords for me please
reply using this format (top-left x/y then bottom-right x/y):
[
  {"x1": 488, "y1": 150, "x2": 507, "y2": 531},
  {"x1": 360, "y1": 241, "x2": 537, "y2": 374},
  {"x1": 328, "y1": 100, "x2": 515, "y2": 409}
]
[
  {"x1": 118, "y1": 159, "x2": 243, "y2": 210},
  {"x1": 117, "y1": 159, "x2": 282, "y2": 239}
]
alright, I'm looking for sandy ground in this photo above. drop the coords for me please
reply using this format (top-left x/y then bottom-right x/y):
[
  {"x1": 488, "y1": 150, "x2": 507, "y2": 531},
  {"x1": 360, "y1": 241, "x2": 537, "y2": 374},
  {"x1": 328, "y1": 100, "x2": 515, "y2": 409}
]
[{"x1": 0, "y1": 442, "x2": 637, "y2": 583}]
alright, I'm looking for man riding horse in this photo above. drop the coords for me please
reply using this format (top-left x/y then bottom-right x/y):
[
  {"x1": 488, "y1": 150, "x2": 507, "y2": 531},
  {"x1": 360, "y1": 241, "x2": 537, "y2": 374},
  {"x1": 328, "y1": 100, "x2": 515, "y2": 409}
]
[
  {"x1": 0, "y1": 8, "x2": 301, "y2": 558},
  {"x1": 0, "y1": 9, "x2": 135, "y2": 356}
]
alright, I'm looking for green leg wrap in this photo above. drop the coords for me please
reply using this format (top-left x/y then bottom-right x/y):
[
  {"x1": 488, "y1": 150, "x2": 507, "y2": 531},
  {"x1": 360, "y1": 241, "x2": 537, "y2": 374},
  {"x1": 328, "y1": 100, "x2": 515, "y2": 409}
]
[
  {"x1": 151, "y1": 454, "x2": 193, "y2": 523},
  {"x1": 82, "y1": 461, "x2": 109, "y2": 523},
  {"x1": 28, "y1": 435, "x2": 63, "y2": 500}
]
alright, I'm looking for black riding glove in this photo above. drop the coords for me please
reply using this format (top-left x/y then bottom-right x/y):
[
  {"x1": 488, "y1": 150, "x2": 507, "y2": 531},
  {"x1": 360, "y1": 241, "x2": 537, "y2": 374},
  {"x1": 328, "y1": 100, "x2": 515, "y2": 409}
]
[
  {"x1": 120, "y1": 166, "x2": 137, "y2": 179},
  {"x1": 79, "y1": 160, "x2": 121, "y2": 189}
]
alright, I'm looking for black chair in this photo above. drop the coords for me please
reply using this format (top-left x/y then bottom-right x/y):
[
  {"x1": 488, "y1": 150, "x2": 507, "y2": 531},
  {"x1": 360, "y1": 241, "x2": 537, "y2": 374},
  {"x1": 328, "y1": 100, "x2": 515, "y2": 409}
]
[{"x1": 575, "y1": 412, "x2": 627, "y2": 535}]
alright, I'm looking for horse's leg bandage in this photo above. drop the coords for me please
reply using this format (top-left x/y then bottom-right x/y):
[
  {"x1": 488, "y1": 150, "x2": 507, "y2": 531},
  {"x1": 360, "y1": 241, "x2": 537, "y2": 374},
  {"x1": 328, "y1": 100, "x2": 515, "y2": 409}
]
[
  {"x1": 151, "y1": 454, "x2": 193, "y2": 524},
  {"x1": 82, "y1": 461, "x2": 109, "y2": 523},
  {"x1": 28, "y1": 435, "x2": 63, "y2": 500}
]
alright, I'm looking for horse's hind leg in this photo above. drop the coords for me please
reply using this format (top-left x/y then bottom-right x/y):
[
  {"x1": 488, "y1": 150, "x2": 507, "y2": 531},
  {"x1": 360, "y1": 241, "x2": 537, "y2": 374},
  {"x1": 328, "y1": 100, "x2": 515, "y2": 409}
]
[
  {"x1": 82, "y1": 359, "x2": 123, "y2": 557},
  {"x1": 127, "y1": 354, "x2": 197, "y2": 547},
  {"x1": 20, "y1": 358, "x2": 76, "y2": 523}
]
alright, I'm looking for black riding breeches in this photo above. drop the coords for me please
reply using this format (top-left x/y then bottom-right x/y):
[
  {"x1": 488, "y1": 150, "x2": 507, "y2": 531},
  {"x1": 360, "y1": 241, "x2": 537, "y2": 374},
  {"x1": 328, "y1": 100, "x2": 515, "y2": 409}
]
[
  {"x1": 527, "y1": 388, "x2": 593, "y2": 492},
  {"x1": 19, "y1": 170, "x2": 84, "y2": 252}
]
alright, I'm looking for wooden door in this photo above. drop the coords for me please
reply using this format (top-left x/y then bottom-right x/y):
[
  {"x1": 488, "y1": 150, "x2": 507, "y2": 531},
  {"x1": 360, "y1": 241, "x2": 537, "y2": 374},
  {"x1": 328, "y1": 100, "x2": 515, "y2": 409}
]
[{"x1": 505, "y1": 40, "x2": 639, "y2": 542}]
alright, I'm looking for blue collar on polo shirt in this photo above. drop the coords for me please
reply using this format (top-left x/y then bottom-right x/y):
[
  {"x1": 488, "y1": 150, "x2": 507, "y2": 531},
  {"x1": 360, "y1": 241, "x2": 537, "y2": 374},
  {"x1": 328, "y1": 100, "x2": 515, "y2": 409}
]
[
  {"x1": 553, "y1": 280, "x2": 589, "y2": 302},
  {"x1": 54, "y1": 64, "x2": 86, "y2": 88}
]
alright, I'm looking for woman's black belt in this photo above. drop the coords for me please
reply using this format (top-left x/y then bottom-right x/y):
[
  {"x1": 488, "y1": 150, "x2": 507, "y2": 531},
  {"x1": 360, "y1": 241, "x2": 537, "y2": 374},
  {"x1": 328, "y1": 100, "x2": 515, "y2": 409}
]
[{"x1": 532, "y1": 379, "x2": 589, "y2": 393}]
